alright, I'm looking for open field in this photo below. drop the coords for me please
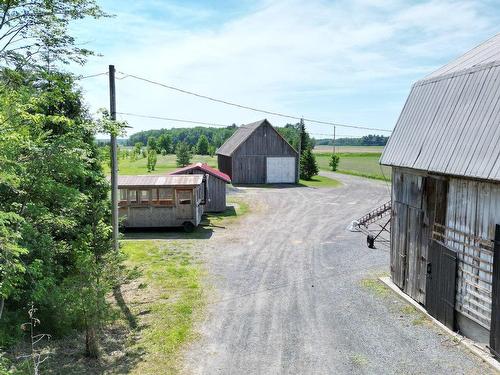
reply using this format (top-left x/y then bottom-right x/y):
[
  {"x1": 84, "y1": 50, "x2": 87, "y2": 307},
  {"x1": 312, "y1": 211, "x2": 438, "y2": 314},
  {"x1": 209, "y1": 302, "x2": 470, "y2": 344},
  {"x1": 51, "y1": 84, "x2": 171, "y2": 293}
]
[
  {"x1": 105, "y1": 154, "x2": 217, "y2": 175},
  {"x1": 315, "y1": 152, "x2": 392, "y2": 181},
  {"x1": 313, "y1": 145, "x2": 385, "y2": 153},
  {"x1": 107, "y1": 154, "x2": 343, "y2": 186}
]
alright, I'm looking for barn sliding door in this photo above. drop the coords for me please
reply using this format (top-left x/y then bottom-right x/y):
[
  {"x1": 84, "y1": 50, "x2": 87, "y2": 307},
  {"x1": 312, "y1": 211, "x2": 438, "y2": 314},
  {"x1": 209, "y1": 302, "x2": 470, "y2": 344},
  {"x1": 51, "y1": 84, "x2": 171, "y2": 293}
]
[
  {"x1": 490, "y1": 224, "x2": 500, "y2": 359},
  {"x1": 426, "y1": 240, "x2": 457, "y2": 330}
]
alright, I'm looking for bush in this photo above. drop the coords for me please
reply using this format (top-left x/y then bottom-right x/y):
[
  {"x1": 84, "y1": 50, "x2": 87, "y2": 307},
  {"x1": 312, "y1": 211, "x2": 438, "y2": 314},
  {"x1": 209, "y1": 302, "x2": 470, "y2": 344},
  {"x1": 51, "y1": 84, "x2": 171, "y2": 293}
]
[{"x1": 329, "y1": 153, "x2": 340, "y2": 171}]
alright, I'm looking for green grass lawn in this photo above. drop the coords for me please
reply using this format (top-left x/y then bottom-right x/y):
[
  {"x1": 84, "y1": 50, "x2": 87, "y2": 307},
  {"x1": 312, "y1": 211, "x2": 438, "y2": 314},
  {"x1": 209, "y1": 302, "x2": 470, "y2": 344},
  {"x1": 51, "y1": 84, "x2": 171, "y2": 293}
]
[
  {"x1": 299, "y1": 175, "x2": 342, "y2": 188},
  {"x1": 315, "y1": 152, "x2": 391, "y2": 181},
  {"x1": 120, "y1": 240, "x2": 204, "y2": 374},
  {"x1": 106, "y1": 154, "x2": 217, "y2": 175}
]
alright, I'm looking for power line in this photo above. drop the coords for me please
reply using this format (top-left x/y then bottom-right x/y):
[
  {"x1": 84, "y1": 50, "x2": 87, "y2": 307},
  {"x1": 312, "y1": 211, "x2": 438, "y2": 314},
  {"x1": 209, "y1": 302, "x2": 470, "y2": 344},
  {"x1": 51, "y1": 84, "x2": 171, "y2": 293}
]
[
  {"x1": 116, "y1": 71, "x2": 392, "y2": 133},
  {"x1": 117, "y1": 112, "x2": 232, "y2": 128},
  {"x1": 75, "y1": 72, "x2": 108, "y2": 80}
]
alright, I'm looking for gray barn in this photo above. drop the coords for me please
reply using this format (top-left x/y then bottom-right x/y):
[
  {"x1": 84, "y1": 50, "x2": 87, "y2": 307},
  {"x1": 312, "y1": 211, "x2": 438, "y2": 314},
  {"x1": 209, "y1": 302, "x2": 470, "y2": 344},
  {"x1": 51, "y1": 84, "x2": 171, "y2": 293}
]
[
  {"x1": 170, "y1": 162, "x2": 231, "y2": 212},
  {"x1": 217, "y1": 119, "x2": 298, "y2": 184},
  {"x1": 381, "y1": 33, "x2": 500, "y2": 354}
]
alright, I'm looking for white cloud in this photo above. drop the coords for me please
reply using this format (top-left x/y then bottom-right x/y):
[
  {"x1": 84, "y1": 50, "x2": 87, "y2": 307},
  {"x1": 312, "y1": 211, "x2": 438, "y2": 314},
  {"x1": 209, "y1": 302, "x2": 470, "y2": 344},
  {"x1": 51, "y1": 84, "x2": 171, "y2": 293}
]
[{"x1": 73, "y1": 0, "x2": 500, "y2": 137}]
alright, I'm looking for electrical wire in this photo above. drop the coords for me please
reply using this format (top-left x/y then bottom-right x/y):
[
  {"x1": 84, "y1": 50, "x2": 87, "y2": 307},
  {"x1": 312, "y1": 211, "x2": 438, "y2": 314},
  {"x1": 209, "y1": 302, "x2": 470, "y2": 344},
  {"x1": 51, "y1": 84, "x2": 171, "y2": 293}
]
[
  {"x1": 75, "y1": 72, "x2": 108, "y2": 80},
  {"x1": 116, "y1": 71, "x2": 392, "y2": 133},
  {"x1": 116, "y1": 112, "x2": 232, "y2": 128}
]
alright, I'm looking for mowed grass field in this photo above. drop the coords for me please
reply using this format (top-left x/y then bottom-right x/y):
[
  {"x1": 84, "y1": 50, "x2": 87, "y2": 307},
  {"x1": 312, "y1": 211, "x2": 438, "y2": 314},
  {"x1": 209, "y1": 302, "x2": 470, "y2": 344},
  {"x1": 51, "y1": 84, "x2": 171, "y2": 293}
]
[
  {"x1": 314, "y1": 146, "x2": 391, "y2": 181},
  {"x1": 105, "y1": 154, "x2": 217, "y2": 175},
  {"x1": 107, "y1": 145, "x2": 390, "y2": 182}
]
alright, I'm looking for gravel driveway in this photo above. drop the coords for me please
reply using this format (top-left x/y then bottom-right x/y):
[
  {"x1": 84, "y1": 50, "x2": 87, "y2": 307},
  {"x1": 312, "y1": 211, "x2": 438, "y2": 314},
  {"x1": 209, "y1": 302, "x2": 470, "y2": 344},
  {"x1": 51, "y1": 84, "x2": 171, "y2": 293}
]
[{"x1": 184, "y1": 172, "x2": 493, "y2": 374}]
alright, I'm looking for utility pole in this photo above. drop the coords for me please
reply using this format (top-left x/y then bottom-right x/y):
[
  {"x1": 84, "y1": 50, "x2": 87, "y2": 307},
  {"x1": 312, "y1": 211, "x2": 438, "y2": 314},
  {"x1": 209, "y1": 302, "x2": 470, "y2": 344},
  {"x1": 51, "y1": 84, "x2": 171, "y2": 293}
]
[
  {"x1": 333, "y1": 125, "x2": 336, "y2": 154},
  {"x1": 297, "y1": 118, "x2": 304, "y2": 182},
  {"x1": 109, "y1": 65, "x2": 119, "y2": 251}
]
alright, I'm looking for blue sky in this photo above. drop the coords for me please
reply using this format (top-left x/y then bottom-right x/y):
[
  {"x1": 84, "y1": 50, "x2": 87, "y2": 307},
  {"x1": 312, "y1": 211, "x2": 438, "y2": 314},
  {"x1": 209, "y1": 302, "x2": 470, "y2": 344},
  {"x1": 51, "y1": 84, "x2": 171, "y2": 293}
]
[{"x1": 70, "y1": 0, "x2": 500, "y2": 138}]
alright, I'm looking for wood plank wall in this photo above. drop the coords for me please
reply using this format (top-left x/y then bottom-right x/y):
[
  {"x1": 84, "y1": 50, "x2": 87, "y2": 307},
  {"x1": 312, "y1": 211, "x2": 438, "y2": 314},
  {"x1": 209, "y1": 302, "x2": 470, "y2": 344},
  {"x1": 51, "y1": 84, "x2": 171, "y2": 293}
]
[{"x1": 443, "y1": 178, "x2": 500, "y2": 330}]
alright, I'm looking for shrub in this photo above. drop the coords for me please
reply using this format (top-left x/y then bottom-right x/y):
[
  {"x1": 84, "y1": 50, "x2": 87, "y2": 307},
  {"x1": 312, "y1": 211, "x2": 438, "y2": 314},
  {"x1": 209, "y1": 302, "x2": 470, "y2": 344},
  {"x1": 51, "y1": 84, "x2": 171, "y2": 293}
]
[{"x1": 329, "y1": 153, "x2": 340, "y2": 171}]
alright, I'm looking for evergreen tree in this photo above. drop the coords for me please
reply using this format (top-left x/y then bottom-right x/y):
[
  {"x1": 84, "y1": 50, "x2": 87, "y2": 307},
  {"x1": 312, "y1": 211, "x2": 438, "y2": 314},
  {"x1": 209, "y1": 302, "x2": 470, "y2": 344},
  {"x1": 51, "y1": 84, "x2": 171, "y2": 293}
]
[
  {"x1": 300, "y1": 148, "x2": 319, "y2": 180},
  {"x1": 176, "y1": 142, "x2": 192, "y2": 167},
  {"x1": 196, "y1": 135, "x2": 209, "y2": 155}
]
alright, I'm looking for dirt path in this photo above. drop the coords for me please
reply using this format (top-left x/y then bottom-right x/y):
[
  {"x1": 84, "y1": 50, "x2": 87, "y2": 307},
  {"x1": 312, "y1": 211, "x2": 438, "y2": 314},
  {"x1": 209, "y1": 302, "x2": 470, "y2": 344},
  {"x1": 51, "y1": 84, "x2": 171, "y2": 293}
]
[{"x1": 184, "y1": 173, "x2": 492, "y2": 374}]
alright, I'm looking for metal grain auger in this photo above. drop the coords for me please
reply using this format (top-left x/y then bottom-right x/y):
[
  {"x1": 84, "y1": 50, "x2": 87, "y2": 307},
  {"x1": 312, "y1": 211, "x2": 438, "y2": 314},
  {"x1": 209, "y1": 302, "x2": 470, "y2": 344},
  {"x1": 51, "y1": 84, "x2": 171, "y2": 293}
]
[{"x1": 349, "y1": 201, "x2": 391, "y2": 249}]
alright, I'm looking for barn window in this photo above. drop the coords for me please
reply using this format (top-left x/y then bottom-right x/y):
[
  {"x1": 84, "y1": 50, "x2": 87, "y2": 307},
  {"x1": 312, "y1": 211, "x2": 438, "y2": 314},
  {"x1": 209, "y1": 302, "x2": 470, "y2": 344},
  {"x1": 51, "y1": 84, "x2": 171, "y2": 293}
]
[
  {"x1": 119, "y1": 189, "x2": 128, "y2": 206},
  {"x1": 129, "y1": 190, "x2": 138, "y2": 203},
  {"x1": 139, "y1": 190, "x2": 149, "y2": 204},
  {"x1": 159, "y1": 188, "x2": 174, "y2": 205}
]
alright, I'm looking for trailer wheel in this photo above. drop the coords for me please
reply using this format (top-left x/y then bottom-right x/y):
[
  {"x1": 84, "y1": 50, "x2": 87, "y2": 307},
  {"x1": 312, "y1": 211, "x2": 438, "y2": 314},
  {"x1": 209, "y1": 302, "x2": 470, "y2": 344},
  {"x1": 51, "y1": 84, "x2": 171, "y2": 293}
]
[
  {"x1": 367, "y1": 234, "x2": 375, "y2": 249},
  {"x1": 183, "y1": 221, "x2": 195, "y2": 233}
]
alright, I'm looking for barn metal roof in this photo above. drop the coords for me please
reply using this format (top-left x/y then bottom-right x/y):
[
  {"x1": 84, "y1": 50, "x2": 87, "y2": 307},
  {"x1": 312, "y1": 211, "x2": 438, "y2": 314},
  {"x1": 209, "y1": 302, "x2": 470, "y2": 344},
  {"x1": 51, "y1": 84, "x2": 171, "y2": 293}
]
[
  {"x1": 381, "y1": 33, "x2": 500, "y2": 181},
  {"x1": 117, "y1": 174, "x2": 203, "y2": 188},
  {"x1": 216, "y1": 119, "x2": 266, "y2": 156},
  {"x1": 170, "y1": 162, "x2": 231, "y2": 183}
]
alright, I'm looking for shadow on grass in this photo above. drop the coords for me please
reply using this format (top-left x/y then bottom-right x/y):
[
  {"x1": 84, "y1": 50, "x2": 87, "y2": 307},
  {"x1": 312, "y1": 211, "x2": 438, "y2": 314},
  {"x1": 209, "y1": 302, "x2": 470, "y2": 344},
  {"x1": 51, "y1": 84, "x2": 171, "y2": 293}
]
[
  {"x1": 121, "y1": 225, "x2": 213, "y2": 240},
  {"x1": 113, "y1": 286, "x2": 137, "y2": 330},
  {"x1": 232, "y1": 183, "x2": 302, "y2": 189},
  {"x1": 41, "y1": 324, "x2": 145, "y2": 375}
]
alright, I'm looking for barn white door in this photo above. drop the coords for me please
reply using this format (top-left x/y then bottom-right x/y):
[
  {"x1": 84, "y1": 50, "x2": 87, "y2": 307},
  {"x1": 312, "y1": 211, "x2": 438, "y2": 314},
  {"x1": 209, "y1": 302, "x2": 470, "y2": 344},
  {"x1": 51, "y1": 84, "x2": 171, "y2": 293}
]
[{"x1": 266, "y1": 157, "x2": 296, "y2": 183}]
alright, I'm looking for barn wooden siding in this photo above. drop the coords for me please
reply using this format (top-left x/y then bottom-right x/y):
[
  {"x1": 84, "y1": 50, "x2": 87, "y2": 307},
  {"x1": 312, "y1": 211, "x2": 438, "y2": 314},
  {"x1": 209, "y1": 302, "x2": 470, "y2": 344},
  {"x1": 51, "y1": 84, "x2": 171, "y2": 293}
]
[
  {"x1": 173, "y1": 169, "x2": 227, "y2": 212},
  {"x1": 390, "y1": 168, "x2": 435, "y2": 304},
  {"x1": 434, "y1": 178, "x2": 500, "y2": 330},
  {"x1": 218, "y1": 120, "x2": 298, "y2": 184},
  {"x1": 218, "y1": 155, "x2": 232, "y2": 179}
]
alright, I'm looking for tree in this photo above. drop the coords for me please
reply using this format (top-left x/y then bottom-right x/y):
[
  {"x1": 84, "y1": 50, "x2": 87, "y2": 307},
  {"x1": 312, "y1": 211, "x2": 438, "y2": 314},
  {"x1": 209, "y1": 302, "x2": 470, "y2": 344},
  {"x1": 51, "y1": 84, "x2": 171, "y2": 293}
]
[
  {"x1": 176, "y1": 142, "x2": 192, "y2": 167},
  {"x1": 134, "y1": 142, "x2": 142, "y2": 158},
  {"x1": 147, "y1": 149, "x2": 157, "y2": 172},
  {"x1": 147, "y1": 136, "x2": 157, "y2": 152},
  {"x1": 196, "y1": 135, "x2": 209, "y2": 155},
  {"x1": 329, "y1": 153, "x2": 340, "y2": 171},
  {"x1": 0, "y1": 0, "x2": 108, "y2": 67},
  {"x1": 300, "y1": 148, "x2": 319, "y2": 180},
  {"x1": 0, "y1": 69, "x2": 118, "y2": 358},
  {"x1": 208, "y1": 145, "x2": 216, "y2": 157},
  {"x1": 158, "y1": 133, "x2": 173, "y2": 154}
]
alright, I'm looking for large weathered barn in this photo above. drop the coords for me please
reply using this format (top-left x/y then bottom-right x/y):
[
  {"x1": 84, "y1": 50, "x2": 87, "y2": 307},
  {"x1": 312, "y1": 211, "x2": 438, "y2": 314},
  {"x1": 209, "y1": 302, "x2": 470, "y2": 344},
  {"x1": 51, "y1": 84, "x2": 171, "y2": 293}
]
[
  {"x1": 170, "y1": 162, "x2": 231, "y2": 213},
  {"x1": 381, "y1": 34, "x2": 500, "y2": 354},
  {"x1": 217, "y1": 119, "x2": 298, "y2": 184}
]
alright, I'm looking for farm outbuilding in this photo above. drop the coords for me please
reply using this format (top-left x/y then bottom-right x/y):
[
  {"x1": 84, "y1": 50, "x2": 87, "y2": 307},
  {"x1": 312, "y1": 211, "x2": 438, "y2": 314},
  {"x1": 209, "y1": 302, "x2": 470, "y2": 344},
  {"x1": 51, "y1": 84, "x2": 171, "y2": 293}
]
[
  {"x1": 217, "y1": 119, "x2": 299, "y2": 184},
  {"x1": 381, "y1": 33, "x2": 500, "y2": 355},
  {"x1": 117, "y1": 174, "x2": 206, "y2": 231},
  {"x1": 170, "y1": 162, "x2": 231, "y2": 212}
]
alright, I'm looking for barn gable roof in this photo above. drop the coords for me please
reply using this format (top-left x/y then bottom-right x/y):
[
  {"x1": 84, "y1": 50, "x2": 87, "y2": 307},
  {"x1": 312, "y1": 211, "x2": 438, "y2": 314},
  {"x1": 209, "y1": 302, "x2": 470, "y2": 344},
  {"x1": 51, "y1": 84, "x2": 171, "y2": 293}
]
[
  {"x1": 170, "y1": 162, "x2": 231, "y2": 183},
  {"x1": 381, "y1": 33, "x2": 500, "y2": 182},
  {"x1": 216, "y1": 119, "x2": 266, "y2": 156}
]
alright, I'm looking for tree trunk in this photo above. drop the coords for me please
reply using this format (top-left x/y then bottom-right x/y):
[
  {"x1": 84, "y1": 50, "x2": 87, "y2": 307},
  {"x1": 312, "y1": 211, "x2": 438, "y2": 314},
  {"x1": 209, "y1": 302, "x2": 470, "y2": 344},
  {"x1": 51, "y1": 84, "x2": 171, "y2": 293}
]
[
  {"x1": 0, "y1": 298, "x2": 4, "y2": 320},
  {"x1": 85, "y1": 324, "x2": 100, "y2": 359}
]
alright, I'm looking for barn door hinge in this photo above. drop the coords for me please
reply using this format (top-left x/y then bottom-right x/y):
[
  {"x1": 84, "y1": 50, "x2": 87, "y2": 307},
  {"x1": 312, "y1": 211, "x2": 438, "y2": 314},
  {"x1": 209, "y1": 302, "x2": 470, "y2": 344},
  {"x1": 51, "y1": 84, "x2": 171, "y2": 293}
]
[{"x1": 426, "y1": 262, "x2": 432, "y2": 275}]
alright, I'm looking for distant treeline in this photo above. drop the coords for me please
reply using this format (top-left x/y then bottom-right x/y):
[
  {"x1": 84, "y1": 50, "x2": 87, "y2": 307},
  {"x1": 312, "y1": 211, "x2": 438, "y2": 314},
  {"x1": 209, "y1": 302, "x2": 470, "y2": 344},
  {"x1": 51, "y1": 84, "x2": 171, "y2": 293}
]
[
  {"x1": 124, "y1": 123, "x2": 314, "y2": 154},
  {"x1": 315, "y1": 134, "x2": 388, "y2": 146}
]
